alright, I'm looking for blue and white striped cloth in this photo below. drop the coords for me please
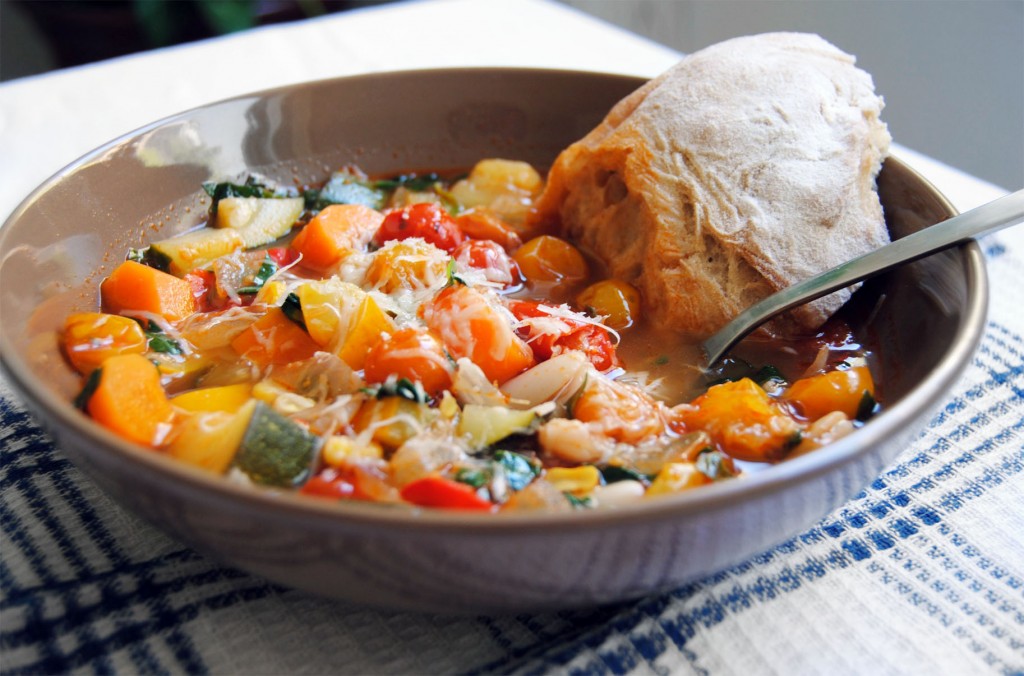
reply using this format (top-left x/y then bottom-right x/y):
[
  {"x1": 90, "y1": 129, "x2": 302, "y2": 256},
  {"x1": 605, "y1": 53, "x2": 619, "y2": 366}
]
[{"x1": 2, "y1": 226, "x2": 1022, "y2": 674}]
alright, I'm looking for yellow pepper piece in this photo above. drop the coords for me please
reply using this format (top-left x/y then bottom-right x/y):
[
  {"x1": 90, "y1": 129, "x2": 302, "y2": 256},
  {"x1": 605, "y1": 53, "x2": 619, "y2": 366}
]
[
  {"x1": 337, "y1": 295, "x2": 395, "y2": 370},
  {"x1": 646, "y1": 462, "x2": 710, "y2": 496},
  {"x1": 167, "y1": 400, "x2": 256, "y2": 474},
  {"x1": 321, "y1": 435, "x2": 384, "y2": 468},
  {"x1": 255, "y1": 280, "x2": 290, "y2": 306},
  {"x1": 545, "y1": 465, "x2": 601, "y2": 495},
  {"x1": 171, "y1": 383, "x2": 253, "y2": 414},
  {"x1": 352, "y1": 397, "x2": 437, "y2": 450},
  {"x1": 296, "y1": 279, "x2": 366, "y2": 348}
]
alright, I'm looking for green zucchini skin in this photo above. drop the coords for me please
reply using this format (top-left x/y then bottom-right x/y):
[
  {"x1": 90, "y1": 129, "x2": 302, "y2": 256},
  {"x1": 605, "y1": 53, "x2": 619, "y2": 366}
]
[{"x1": 233, "y1": 402, "x2": 319, "y2": 487}]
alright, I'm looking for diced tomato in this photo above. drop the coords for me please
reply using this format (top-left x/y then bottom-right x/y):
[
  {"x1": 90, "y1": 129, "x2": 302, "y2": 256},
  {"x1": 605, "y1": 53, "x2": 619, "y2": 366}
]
[
  {"x1": 300, "y1": 468, "x2": 357, "y2": 500},
  {"x1": 183, "y1": 269, "x2": 216, "y2": 312},
  {"x1": 399, "y1": 475, "x2": 495, "y2": 511},
  {"x1": 363, "y1": 327, "x2": 453, "y2": 396},
  {"x1": 452, "y1": 239, "x2": 523, "y2": 290},
  {"x1": 557, "y1": 324, "x2": 619, "y2": 372},
  {"x1": 375, "y1": 203, "x2": 465, "y2": 253},
  {"x1": 506, "y1": 299, "x2": 619, "y2": 371},
  {"x1": 267, "y1": 247, "x2": 300, "y2": 268}
]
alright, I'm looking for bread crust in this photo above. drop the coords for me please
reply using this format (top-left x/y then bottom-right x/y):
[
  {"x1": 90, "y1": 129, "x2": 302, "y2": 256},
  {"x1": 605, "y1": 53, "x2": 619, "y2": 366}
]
[{"x1": 529, "y1": 33, "x2": 892, "y2": 338}]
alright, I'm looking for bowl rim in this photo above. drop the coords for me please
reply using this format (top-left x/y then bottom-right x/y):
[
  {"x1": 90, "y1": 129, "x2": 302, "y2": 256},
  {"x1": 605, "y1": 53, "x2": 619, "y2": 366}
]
[{"x1": 0, "y1": 67, "x2": 989, "y2": 535}]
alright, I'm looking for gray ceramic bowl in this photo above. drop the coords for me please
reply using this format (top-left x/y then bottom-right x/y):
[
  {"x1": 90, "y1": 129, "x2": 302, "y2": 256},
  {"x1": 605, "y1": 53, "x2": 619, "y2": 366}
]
[{"x1": 0, "y1": 69, "x2": 987, "y2": 614}]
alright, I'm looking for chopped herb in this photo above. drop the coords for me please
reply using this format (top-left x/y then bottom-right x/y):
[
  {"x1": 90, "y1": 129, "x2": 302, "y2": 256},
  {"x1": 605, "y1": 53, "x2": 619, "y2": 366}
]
[
  {"x1": 367, "y1": 377, "x2": 430, "y2": 404},
  {"x1": 564, "y1": 492, "x2": 593, "y2": 509},
  {"x1": 305, "y1": 172, "x2": 386, "y2": 211},
  {"x1": 694, "y1": 450, "x2": 738, "y2": 481},
  {"x1": 454, "y1": 466, "x2": 492, "y2": 489},
  {"x1": 600, "y1": 465, "x2": 651, "y2": 485},
  {"x1": 753, "y1": 364, "x2": 787, "y2": 388},
  {"x1": 236, "y1": 255, "x2": 278, "y2": 294},
  {"x1": 856, "y1": 390, "x2": 878, "y2": 421},
  {"x1": 445, "y1": 258, "x2": 468, "y2": 287},
  {"x1": 372, "y1": 172, "x2": 443, "y2": 192},
  {"x1": 142, "y1": 322, "x2": 183, "y2": 355},
  {"x1": 280, "y1": 293, "x2": 305, "y2": 330},
  {"x1": 73, "y1": 368, "x2": 103, "y2": 411},
  {"x1": 203, "y1": 176, "x2": 286, "y2": 215},
  {"x1": 126, "y1": 246, "x2": 171, "y2": 272},
  {"x1": 494, "y1": 450, "x2": 541, "y2": 491}
]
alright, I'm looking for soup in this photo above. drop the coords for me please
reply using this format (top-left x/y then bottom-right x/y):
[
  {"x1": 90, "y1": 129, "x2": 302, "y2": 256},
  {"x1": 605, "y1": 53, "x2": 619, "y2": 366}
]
[{"x1": 59, "y1": 159, "x2": 878, "y2": 512}]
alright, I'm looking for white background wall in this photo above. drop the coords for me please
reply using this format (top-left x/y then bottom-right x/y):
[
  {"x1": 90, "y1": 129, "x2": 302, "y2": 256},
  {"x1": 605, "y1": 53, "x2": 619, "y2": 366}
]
[{"x1": 559, "y1": 0, "x2": 1023, "y2": 191}]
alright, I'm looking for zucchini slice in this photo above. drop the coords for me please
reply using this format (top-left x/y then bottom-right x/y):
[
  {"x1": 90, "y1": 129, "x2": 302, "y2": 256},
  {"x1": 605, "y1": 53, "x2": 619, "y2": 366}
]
[
  {"x1": 151, "y1": 228, "x2": 245, "y2": 275},
  {"x1": 215, "y1": 197, "x2": 304, "y2": 248},
  {"x1": 457, "y1": 404, "x2": 538, "y2": 450},
  {"x1": 232, "y1": 401, "x2": 319, "y2": 487}
]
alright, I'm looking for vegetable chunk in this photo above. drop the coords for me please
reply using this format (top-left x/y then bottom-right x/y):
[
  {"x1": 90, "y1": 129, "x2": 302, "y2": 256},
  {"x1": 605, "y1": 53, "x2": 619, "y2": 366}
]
[
  {"x1": 101, "y1": 260, "x2": 196, "y2": 321},
  {"x1": 85, "y1": 353, "x2": 174, "y2": 446}
]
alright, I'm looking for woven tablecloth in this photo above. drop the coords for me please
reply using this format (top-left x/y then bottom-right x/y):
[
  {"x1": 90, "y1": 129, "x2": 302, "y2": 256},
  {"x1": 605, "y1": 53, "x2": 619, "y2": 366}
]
[{"x1": 2, "y1": 1, "x2": 1022, "y2": 673}]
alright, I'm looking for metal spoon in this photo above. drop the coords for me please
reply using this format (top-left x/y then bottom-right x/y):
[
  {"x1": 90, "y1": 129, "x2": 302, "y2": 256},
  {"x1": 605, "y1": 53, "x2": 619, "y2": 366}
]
[{"x1": 701, "y1": 188, "x2": 1024, "y2": 367}]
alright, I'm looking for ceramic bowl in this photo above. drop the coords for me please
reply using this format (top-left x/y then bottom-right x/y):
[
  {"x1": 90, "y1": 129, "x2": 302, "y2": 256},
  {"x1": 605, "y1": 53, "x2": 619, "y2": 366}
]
[{"x1": 0, "y1": 69, "x2": 987, "y2": 614}]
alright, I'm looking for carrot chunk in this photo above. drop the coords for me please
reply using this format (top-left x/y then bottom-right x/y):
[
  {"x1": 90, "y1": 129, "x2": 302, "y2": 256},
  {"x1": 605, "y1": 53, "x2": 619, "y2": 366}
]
[
  {"x1": 784, "y1": 366, "x2": 875, "y2": 421},
  {"x1": 100, "y1": 260, "x2": 196, "y2": 321},
  {"x1": 291, "y1": 204, "x2": 384, "y2": 270},
  {"x1": 230, "y1": 308, "x2": 319, "y2": 367},
  {"x1": 86, "y1": 353, "x2": 174, "y2": 446}
]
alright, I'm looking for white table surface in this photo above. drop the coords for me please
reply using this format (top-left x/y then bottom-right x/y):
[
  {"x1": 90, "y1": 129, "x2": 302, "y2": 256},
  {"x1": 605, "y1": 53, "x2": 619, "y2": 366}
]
[{"x1": 2, "y1": 1, "x2": 1021, "y2": 674}]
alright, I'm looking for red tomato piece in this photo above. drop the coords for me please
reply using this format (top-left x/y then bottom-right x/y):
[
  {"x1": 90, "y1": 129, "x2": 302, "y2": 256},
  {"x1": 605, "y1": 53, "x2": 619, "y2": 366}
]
[
  {"x1": 399, "y1": 475, "x2": 495, "y2": 511},
  {"x1": 300, "y1": 468, "x2": 357, "y2": 500},
  {"x1": 506, "y1": 300, "x2": 619, "y2": 371},
  {"x1": 183, "y1": 269, "x2": 216, "y2": 312},
  {"x1": 557, "y1": 324, "x2": 620, "y2": 372},
  {"x1": 267, "y1": 247, "x2": 300, "y2": 268},
  {"x1": 374, "y1": 203, "x2": 465, "y2": 253},
  {"x1": 452, "y1": 239, "x2": 523, "y2": 289}
]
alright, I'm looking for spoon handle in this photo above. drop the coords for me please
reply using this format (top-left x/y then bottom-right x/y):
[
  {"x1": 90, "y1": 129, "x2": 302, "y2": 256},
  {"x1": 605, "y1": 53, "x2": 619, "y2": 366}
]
[{"x1": 701, "y1": 188, "x2": 1024, "y2": 367}]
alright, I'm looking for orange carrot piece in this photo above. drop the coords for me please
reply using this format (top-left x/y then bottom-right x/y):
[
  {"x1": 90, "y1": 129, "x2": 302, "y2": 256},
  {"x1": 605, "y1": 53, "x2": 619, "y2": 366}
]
[
  {"x1": 86, "y1": 353, "x2": 174, "y2": 446},
  {"x1": 100, "y1": 260, "x2": 196, "y2": 321},
  {"x1": 230, "y1": 308, "x2": 319, "y2": 366},
  {"x1": 291, "y1": 204, "x2": 384, "y2": 270},
  {"x1": 784, "y1": 366, "x2": 875, "y2": 421},
  {"x1": 422, "y1": 285, "x2": 535, "y2": 384}
]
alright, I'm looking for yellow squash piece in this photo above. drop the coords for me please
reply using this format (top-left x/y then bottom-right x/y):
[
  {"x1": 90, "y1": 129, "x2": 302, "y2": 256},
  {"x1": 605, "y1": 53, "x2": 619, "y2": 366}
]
[
  {"x1": 167, "y1": 400, "x2": 257, "y2": 474},
  {"x1": 337, "y1": 295, "x2": 395, "y2": 370},
  {"x1": 171, "y1": 383, "x2": 253, "y2": 414},
  {"x1": 296, "y1": 279, "x2": 366, "y2": 349}
]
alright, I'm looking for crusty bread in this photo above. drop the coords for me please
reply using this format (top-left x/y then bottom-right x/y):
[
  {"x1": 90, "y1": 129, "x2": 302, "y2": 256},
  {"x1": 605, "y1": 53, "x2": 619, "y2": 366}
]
[{"x1": 528, "y1": 32, "x2": 892, "y2": 338}]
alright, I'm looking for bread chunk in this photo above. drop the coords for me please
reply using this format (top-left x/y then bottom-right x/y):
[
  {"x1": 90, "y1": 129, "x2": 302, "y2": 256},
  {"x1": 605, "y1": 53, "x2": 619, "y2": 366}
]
[{"x1": 529, "y1": 33, "x2": 891, "y2": 338}]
